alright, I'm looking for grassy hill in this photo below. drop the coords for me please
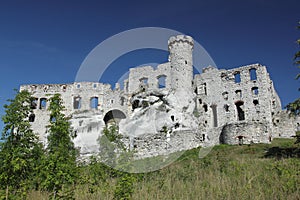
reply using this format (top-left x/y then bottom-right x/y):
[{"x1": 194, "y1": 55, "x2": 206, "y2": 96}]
[{"x1": 28, "y1": 138, "x2": 300, "y2": 200}]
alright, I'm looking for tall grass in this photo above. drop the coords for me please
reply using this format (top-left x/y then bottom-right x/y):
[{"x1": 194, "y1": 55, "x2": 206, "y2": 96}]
[{"x1": 27, "y1": 139, "x2": 300, "y2": 199}]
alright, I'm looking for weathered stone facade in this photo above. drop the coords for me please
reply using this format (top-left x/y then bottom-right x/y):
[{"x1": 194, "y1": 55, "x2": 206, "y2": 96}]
[{"x1": 20, "y1": 35, "x2": 298, "y2": 158}]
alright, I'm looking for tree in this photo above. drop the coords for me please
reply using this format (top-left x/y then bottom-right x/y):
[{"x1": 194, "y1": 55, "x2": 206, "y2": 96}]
[
  {"x1": 40, "y1": 94, "x2": 78, "y2": 199},
  {"x1": 295, "y1": 21, "x2": 300, "y2": 79},
  {"x1": 0, "y1": 90, "x2": 43, "y2": 199},
  {"x1": 98, "y1": 125, "x2": 136, "y2": 200},
  {"x1": 286, "y1": 21, "x2": 300, "y2": 143}
]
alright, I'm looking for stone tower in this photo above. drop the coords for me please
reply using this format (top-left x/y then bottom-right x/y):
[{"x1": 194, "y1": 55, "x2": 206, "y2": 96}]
[{"x1": 168, "y1": 35, "x2": 194, "y2": 90}]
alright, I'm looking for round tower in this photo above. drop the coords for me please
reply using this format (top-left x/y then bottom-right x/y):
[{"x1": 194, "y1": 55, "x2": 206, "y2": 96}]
[{"x1": 168, "y1": 35, "x2": 194, "y2": 90}]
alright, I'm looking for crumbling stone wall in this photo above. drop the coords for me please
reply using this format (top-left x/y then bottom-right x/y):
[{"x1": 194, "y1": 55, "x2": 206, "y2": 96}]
[{"x1": 219, "y1": 122, "x2": 271, "y2": 145}]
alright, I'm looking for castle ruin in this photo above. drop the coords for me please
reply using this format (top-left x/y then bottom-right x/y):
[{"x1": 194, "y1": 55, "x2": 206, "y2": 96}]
[{"x1": 20, "y1": 35, "x2": 299, "y2": 158}]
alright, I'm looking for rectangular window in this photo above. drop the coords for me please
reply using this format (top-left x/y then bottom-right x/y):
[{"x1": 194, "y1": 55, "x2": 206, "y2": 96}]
[
  {"x1": 234, "y1": 72, "x2": 241, "y2": 83},
  {"x1": 249, "y1": 68, "x2": 257, "y2": 80}
]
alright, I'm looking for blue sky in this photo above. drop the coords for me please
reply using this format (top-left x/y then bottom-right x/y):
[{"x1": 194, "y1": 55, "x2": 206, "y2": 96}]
[{"x1": 0, "y1": 0, "x2": 299, "y2": 130}]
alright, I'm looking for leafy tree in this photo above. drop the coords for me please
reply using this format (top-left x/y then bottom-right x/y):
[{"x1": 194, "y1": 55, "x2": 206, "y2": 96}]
[
  {"x1": 295, "y1": 21, "x2": 300, "y2": 79},
  {"x1": 98, "y1": 125, "x2": 125, "y2": 168},
  {"x1": 286, "y1": 21, "x2": 300, "y2": 143},
  {"x1": 0, "y1": 90, "x2": 43, "y2": 199},
  {"x1": 40, "y1": 94, "x2": 78, "y2": 199},
  {"x1": 98, "y1": 125, "x2": 136, "y2": 200}
]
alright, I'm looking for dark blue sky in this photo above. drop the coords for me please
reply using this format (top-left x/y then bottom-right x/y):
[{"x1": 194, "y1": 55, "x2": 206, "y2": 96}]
[{"x1": 0, "y1": 0, "x2": 299, "y2": 130}]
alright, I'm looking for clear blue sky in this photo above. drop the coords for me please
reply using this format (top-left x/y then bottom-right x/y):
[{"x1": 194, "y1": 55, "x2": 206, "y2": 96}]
[{"x1": 0, "y1": 0, "x2": 299, "y2": 131}]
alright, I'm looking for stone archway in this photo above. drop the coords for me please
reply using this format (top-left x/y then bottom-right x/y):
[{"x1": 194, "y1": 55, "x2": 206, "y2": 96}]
[{"x1": 103, "y1": 109, "x2": 126, "y2": 126}]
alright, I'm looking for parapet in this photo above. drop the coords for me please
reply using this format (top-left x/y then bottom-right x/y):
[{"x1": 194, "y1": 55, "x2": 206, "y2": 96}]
[{"x1": 168, "y1": 35, "x2": 194, "y2": 51}]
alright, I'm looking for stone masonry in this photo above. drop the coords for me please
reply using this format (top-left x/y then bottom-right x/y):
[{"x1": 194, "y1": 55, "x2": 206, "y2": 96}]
[{"x1": 20, "y1": 35, "x2": 298, "y2": 158}]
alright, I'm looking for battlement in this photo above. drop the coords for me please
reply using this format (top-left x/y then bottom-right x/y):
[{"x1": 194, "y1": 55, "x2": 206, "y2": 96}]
[{"x1": 168, "y1": 35, "x2": 194, "y2": 51}]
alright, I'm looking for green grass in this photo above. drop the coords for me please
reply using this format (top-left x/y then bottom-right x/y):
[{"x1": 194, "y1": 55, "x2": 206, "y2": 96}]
[{"x1": 27, "y1": 138, "x2": 300, "y2": 199}]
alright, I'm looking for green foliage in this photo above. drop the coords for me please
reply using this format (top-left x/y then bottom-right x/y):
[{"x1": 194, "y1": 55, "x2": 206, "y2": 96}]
[
  {"x1": 295, "y1": 21, "x2": 300, "y2": 71},
  {"x1": 98, "y1": 125, "x2": 137, "y2": 200},
  {"x1": 286, "y1": 98, "x2": 300, "y2": 116},
  {"x1": 98, "y1": 125, "x2": 125, "y2": 167},
  {"x1": 40, "y1": 94, "x2": 78, "y2": 199},
  {"x1": 0, "y1": 90, "x2": 43, "y2": 199},
  {"x1": 286, "y1": 21, "x2": 300, "y2": 143},
  {"x1": 295, "y1": 131, "x2": 300, "y2": 144},
  {"x1": 77, "y1": 156, "x2": 117, "y2": 195},
  {"x1": 4, "y1": 138, "x2": 299, "y2": 199},
  {"x1": 114, "y1": 173, "x2": 136, "y2": 200}
]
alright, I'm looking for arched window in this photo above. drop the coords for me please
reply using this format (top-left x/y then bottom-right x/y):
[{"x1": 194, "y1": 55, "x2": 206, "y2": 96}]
[
  {"x1": 157, "y1": 75, "x2": 167, "y2": 89},
  {"x1": 103, "y1": 109, "x2": 126, "y2": 126},
  {"x1": 90, "y1": 97, "x2": 98, "y2": 109}
]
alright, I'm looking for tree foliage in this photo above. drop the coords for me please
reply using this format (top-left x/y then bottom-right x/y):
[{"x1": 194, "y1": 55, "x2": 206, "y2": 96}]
[
  {"x1": 294, "y1": 22, "x2": 300, "y2": 69},
  {"x1": 287, "y1": 22, "x2": 300, "y2": 114},
  {"x1": 40, "y1": 94, "x2": 78, "y2": 199},
  {"x1": 0, "y1": 90, "x2": 43, "y2": 199},
  {"x1": 286, "y1": 21, "x2": 300, "y2": 144}
]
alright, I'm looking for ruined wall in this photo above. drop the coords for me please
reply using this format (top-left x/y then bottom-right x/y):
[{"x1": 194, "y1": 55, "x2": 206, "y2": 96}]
[
  {"x1": 219, "y1": 122, "x2": 271, "y2": 145},
  {"x1": 273, "y1": 111, "x2": 299, "y2": 138},
  {"x1": 194, "y1": 64, "x2": 281, "y2": 143},
  {"x1": 128, "y1": 63, "x2": 171, "y2": 94},
  {"x1": 20, "y1": 82, "x2": 128, "y2": 147}
]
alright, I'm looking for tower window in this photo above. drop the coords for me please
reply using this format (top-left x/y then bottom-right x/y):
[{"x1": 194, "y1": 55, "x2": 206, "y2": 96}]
[
  {"x1": 234, "y1": 72, "x2": 241, "y2": 83},
  {"x1": 249, "y1": 68, "x2": 257, "y2": 80}
]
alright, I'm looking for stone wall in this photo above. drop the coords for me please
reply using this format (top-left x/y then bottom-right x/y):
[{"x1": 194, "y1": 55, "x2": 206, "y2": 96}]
[{"x1": 219, "y1": 122, "x2": 271, "y2": 145}]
